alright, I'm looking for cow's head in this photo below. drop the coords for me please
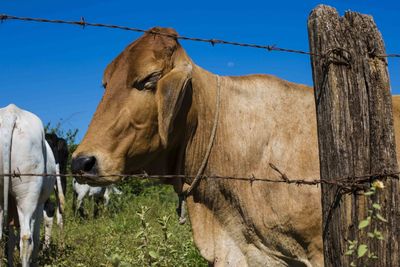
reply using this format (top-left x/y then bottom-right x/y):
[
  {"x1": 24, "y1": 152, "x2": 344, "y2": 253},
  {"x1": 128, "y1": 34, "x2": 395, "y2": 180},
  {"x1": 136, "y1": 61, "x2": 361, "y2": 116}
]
[{"x1": 71, "y1": 27, "x2": 193, "y2": 185}]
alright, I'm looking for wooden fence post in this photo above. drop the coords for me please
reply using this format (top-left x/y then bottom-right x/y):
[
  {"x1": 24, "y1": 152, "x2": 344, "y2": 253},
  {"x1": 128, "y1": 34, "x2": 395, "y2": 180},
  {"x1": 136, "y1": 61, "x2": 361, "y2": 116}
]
[{"x1": 308, "y1": 5, "x2": 399, "y2": 267}]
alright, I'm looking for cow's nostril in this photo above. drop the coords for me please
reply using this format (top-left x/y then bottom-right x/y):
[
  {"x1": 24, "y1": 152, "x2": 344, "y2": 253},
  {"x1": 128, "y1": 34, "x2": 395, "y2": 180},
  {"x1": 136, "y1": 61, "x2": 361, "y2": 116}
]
[{"x1": 71, "y1": 156, "x2": 97, "y2": 173}]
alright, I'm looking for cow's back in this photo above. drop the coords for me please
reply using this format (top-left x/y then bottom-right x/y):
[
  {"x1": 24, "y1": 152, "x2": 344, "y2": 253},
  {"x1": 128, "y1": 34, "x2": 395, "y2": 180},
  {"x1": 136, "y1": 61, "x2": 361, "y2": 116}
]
[
  {"x1": 0, "y1": 104, "x2": 56, "y2": 201},
  {"x1": 2, "y1": 105, "x2": 45, "y2": 180}
]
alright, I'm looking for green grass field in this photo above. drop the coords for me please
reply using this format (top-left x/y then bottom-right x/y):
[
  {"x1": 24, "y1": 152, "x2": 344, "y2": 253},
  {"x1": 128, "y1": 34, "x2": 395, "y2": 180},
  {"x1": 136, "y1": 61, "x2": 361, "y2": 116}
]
[{"x1": 36, "y1": 178, "x2": 207, "y2": 266}]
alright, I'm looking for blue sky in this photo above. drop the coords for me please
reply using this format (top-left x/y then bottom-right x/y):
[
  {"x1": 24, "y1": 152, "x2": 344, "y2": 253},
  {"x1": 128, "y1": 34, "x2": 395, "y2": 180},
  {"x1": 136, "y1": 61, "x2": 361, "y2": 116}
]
[{"x1": 1, "y1": 0, "x2": 399, "y2": 141}]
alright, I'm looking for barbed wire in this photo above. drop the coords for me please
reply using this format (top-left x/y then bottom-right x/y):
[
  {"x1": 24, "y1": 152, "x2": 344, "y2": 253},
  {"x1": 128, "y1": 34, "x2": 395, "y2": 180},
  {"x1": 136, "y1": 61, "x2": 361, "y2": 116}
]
[
  {"x1": 1, "y1": 165, "x2": 398, "y2": 193},
  {"x1": 1, "y1": 14, "x2": 399, "y2": 58}
]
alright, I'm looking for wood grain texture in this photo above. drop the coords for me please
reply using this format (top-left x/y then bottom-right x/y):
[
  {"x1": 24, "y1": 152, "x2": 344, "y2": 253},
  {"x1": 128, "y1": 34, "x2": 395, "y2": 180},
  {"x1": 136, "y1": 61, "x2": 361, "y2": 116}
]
[{"x1": 308, "y1": 5, "x2": 399, "y2": 267}]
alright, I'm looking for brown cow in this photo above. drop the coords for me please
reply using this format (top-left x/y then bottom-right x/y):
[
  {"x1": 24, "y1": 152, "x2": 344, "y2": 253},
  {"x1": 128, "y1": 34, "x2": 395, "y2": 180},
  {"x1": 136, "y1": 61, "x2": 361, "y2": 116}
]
[{"x1": 71, "y1": 27, "x2": 400, "y2": 266}]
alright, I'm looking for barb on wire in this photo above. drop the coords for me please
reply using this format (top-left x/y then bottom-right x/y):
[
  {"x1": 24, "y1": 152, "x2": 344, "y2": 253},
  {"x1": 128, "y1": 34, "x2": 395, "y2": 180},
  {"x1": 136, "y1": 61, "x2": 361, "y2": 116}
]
[{"x1": 79, "y1": 16, "x2": 86, "y2": 28}]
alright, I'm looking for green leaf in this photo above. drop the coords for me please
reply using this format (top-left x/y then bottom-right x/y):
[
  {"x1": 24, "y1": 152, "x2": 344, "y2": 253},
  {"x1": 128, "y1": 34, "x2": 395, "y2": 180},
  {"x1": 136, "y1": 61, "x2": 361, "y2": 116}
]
[
  {"x1": 364, "y1": 191, "x2": 375, "y2": 196},
  {"x1": 350, "y1": 261, "x2": 356, "y2": 267},
  {"x1": 374, "y1": 230, "x2": 384, "y2": 240},
  {"x1": 367, "y1": 232, "x2": 375, "y2": 238},
  {"x1": 358, "y1": 219, "x2": 370, "y2": 229},
  {"x1": 345, "y1": 250, "x2": 354, "y2": 255},
  {"x1": 376, "y1": 213, "x2": 388, "y2": 222},
  {"x1": 372, "y1": 203, "x2": 381, "y2": 210},
  {"x1": 348, "y1": 240, "x2": 357, "y2": 245},
  {"x1": 149, "y1": 251, "x2": 159, "y2": 259},
  {"x1": 357, "y1": 244, "x2": 368, "y2": 258},
  {"x1": 368, "y1": 252, "x2": 375, "y2": 259},
  {"x1": 135, "y1": 231, "x2": 144, "y2": 239}
]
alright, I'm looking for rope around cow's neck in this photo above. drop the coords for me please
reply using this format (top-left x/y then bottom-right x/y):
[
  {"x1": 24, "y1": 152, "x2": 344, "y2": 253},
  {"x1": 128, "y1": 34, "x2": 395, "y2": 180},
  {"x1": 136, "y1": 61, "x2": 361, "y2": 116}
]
[{"x1": 182, "y1": 75, "x2": 221, "y2": 196}]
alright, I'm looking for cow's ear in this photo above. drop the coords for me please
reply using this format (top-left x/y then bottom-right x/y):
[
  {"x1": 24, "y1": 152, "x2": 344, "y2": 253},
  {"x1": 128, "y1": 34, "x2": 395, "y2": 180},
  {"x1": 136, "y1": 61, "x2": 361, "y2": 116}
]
[{"x1": 156, "y1": 63, "x2": 192, "y2": 147}]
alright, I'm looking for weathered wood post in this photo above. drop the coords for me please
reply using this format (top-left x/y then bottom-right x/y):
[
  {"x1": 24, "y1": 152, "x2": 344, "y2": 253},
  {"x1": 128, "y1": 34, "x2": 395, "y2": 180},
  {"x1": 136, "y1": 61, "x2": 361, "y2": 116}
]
[{"x1": 308, "y1": 5, "x2": 399, "y2": 267}]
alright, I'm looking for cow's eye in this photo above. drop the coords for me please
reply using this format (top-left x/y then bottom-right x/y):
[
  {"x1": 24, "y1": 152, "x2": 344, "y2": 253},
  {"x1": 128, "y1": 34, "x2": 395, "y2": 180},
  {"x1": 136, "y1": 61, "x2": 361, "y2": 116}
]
[{"x1": 134, "y1": 71, "x2": 162, "y2": 91}]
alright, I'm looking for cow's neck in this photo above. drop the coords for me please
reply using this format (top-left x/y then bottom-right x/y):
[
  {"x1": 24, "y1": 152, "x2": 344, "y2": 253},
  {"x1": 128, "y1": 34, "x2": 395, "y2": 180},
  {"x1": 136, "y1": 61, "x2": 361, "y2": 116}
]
[
  {"x1": 182, "y1": 65, "x2": 219, "y2": 183},
  {"x1": 143, "y1": 65, "x2": 218, "y2": 192}
]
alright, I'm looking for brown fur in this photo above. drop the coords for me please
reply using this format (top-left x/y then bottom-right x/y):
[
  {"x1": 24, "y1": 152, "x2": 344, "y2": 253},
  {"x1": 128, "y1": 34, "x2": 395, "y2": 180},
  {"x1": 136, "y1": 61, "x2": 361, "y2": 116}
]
[{"x1": 73, "y1": 28, "x2": 400, "y2": 266}]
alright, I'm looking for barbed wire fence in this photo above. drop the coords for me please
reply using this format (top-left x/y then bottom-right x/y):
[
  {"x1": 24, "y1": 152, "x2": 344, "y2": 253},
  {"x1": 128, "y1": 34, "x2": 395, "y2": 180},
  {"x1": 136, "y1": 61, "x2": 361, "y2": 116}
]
[
  {"x1": 0, "y1": 164, "x2": 398, "y2": 194},
  {"x1": 0, "y1": 13, "x2": 399, "y2": 195},
  {"x1": 1, "y1": 14, "x2": 400, "y2": 58}
]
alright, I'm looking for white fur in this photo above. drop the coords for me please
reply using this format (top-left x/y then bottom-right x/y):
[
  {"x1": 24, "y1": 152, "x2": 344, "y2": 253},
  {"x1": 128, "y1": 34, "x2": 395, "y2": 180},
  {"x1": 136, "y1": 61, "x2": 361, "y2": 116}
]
[
  {"x1": 0, "y1": 104, "x2": 56, "y2": 267},
  {"x1": 43, "y1": 163, "x2": 66, "y2": 248},
  {"x1": 72, "y1": 178, "x2": 120, "y2": 216}
]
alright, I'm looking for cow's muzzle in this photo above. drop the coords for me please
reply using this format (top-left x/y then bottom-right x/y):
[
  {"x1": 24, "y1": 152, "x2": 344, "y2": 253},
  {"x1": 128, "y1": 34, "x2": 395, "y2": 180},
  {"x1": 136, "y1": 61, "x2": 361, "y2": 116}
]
[
  {"x1": 71, "y1": 155, "x2": 117, "y2": 186},
  {"x1": 71, "y1": 156, "x2": 97, "y2": 175}
]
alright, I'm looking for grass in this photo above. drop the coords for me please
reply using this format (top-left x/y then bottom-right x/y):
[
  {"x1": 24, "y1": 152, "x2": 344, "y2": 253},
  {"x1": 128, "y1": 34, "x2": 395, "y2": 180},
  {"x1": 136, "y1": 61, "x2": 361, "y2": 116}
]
[{"x1": 36, "y1": 178, "x2": 207, "y2": 266}]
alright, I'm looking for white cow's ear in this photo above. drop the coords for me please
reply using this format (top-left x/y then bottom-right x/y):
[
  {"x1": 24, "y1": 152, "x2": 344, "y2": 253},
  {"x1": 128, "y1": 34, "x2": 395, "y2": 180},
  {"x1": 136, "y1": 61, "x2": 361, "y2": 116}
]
[{"x1": 156, "y1": 63, "x2": 192, "y2": 147}]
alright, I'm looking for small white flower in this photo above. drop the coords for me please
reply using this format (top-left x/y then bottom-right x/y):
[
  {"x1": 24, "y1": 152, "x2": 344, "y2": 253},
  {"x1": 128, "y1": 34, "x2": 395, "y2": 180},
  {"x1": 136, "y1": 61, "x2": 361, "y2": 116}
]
[{"x1": 372, "y1": 180, "x2": 385, "y2": 189}]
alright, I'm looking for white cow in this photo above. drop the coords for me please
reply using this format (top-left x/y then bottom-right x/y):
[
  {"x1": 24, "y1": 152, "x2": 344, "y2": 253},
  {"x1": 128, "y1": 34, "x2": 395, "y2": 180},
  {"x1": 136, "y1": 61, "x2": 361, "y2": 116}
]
[
  {"x1": 43, "y1": 133, "x2": 68, "y2": 248},
  {"x1": 72, "y1": 178, "x2": 121, "y2": 217},
  {"x1": 43, "y1": 163, "x2": 65, "y2": 248},
  {"x1": 0, "y1": 104, "x2": 56, "y2": 266}
]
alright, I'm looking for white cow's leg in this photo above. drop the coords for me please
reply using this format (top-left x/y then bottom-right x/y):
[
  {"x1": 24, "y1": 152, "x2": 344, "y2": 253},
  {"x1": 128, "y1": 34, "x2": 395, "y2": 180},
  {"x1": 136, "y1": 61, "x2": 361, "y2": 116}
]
[
  {"x1": 17, "y1": 194, "x2": 39, "y2": 267},
  {"x1": 56, "y1": 190, "x2": 64, "y2": 233},
  {"x1": 31, "y1": 204, "x2": 43, "y2": 267},
  {"x1": 19, "y1": 212, "x2": 33, "y2": 267},
  {"x1": 56, "y1": 205, "x2": 64, "y2": 247},
  {"x1": 104, "y1": 191, "x2": 110, "y2": 206},
  {"x1": 77, "y1": 193, "x2": 86, "y2": 217},
  {"x1": 93, "y1": 196, "x2": 102, "y2": 218},
  {"x1": 43, "y1": 201, "x2": 55, "y2": 249},
  {"x1": 56, "y1": 205, "x2": 63, "y2": 229},
  {"x1": 43, "y1": 211, "x2": 53, "y2": 249},
  {"x1": 55, "y1": 169, "x2": 65, "y2": 234}
]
